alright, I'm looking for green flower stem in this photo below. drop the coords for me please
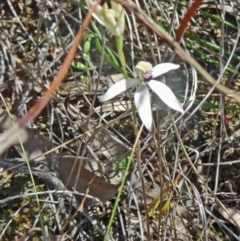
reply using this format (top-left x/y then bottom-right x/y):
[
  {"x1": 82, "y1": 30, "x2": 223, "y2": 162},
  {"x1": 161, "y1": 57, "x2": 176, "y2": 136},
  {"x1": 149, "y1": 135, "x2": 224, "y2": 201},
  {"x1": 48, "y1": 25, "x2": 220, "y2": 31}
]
[
  {"x1": 103, "y1": 124, "x2": 144, "y2": 241},
  {"x1": 115, "y1": 35, "x2": 127, "y2": 77}
]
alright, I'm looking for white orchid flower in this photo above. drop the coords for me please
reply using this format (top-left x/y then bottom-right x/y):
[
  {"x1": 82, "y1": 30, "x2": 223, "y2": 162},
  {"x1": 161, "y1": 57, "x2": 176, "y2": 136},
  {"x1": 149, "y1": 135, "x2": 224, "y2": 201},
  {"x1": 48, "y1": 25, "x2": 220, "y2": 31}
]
[
  {"x1": 98, "y1": 61, "x2": 184, "y2": 130},
  {"x1": 86, "y1": 0, "x2": 125, "y2": 36}
]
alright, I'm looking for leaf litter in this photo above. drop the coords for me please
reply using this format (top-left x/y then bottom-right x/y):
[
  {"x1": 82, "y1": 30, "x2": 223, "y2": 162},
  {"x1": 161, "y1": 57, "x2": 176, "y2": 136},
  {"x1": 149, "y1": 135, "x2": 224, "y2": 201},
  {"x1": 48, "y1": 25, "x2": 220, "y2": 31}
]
[{"x1": 0, "y1": 0, "x2": 240, "y2": 240}]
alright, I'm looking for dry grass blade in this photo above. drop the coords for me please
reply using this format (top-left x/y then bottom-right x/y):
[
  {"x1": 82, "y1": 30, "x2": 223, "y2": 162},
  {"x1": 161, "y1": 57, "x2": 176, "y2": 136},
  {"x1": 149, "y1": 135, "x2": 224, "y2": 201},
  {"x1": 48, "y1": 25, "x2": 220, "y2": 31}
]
[{"x1": 52, "y1": 155, "x2": 120, "y2": 203}]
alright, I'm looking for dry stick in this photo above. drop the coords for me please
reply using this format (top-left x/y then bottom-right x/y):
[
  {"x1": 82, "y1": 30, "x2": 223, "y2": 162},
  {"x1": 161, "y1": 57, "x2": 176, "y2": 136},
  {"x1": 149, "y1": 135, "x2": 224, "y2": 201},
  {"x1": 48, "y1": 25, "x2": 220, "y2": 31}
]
[
  {"x1": 60, "y1": 175, "x2": 95, "y2": 234},
  {"x1": 115, "y1": 0, "x2": 240, "y2": 103},
  {"x1": 0, "y1": 0, "x2": 102, "y2": 155}
]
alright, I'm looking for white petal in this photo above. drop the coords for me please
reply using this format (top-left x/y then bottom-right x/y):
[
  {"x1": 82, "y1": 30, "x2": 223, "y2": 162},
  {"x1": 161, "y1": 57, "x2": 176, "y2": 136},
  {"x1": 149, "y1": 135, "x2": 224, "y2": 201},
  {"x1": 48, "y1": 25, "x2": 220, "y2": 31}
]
[
  {"x1": 116, "y1": 9, "x2": 125, "y2": 36},
  {"x1": 152, "y1": 63, "x2": 180, "y2": 78},
  {"x1": 98, "y1": 79, "x2": 138, "y2": 102},
  {"x1": 101, "y1": 3, "x2": 124, "y2": 36},
  {"x1": 92, "y1": 12, "x2": 105, "y2": 27},
  {"x1": 86, "y1": 0, "x2": 105, "y2": 25},
  {"x1": 147, "y1": 80, "x2": 184, "y2": 113},
  {"x1": 134, "y1": 83, "x2": 152, "y2": 131}
]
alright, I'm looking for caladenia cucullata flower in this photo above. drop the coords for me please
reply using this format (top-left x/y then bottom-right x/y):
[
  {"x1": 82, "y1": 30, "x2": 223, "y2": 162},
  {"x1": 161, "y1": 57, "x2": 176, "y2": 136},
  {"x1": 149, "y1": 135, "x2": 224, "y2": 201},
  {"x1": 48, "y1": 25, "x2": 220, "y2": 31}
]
[
  {"x1": 86, "y1": 0, "x2": 127, "y2": 75},
  {"x1": 98, "y1": 61, "x2": 184, "y2": 130}
]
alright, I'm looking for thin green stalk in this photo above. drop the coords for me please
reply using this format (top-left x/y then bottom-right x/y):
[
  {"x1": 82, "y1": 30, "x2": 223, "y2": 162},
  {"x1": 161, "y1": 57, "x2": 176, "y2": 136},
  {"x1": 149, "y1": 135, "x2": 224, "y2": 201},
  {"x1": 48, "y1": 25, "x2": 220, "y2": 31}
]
[
  {"x1": 178, "y1": 95, "x2": 239, "y2": 110},
  {"x1": 1, "y1": 97, "x2": 45, "y2": 240},
  {"x1": 156, "y1": 23, "x2": 239, "y2": 65},
  {"x1": 184, "y1": 33, "x2": 240, "y2": 62},
  {"x1": 184, "y1": 42, "x2": 235, "y2": 73},
  {"x1": 95, "y1": 37, "x2": 123, "y2": 73},
  {"x1": 115, "y1": 35, "x2": 127, "y2": 76},
  {"x1": 103, "y1": 125, "x2": 144, "y2": 240}
]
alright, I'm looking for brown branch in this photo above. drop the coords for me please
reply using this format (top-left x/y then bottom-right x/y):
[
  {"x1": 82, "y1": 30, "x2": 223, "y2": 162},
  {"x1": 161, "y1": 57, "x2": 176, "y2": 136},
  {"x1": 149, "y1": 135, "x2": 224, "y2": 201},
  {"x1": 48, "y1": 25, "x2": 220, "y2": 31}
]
[{"x1": 176, "y1": 0, "x2": 204, "y2": 42}]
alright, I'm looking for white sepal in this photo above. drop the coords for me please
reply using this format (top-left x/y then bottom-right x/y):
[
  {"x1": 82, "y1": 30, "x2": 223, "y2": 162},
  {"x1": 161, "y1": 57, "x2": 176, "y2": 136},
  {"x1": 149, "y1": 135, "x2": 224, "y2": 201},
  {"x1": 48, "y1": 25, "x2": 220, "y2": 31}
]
[
  {"x1": 134, "y1": 83, "x2": 152, "y2": 130},
  {"x1": 147, "y1": 80, "x2": 184, "y2": 113},
  {"x1": 108, "y1": 2, "x2": 125, "y2": 35},
  {"x1": 86, "y1": 0, "x2": 103, "y2": 22},
  {"x1": 152, "y1": 63, "x2": 180, "y2": 78},
  {"x1": 98, "y1": 79, "x2": 137, "y2": 102}
]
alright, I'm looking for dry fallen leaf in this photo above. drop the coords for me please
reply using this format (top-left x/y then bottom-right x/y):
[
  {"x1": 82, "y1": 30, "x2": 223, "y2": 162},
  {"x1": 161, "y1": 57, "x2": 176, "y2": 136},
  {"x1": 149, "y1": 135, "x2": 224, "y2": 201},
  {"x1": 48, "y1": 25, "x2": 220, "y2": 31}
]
[
  {"x1": 215, "y1": 204, "x2": 240, "y2": 232},
  {"x1": 52, "y1": 155, "x2": 120, "y2": 203},
  {"x1": 0, "y1": 108, "x2": 120, "y2": 204}
]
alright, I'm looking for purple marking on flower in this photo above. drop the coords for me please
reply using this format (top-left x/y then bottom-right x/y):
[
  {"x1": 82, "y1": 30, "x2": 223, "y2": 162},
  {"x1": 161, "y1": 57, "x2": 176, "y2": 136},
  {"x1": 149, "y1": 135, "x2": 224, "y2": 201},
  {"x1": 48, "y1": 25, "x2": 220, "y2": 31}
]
[{"x1": 143, "y1": 71, "x2": 152, "y2": 82}]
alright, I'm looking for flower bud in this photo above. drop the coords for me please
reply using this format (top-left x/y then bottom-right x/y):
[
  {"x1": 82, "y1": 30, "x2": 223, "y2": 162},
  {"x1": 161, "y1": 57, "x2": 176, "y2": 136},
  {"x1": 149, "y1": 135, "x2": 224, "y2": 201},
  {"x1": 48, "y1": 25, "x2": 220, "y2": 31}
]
[{"x1": 86, "y1": 0, "x2": 125, "y2": 36}]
